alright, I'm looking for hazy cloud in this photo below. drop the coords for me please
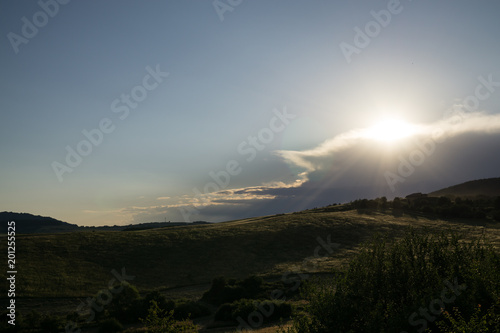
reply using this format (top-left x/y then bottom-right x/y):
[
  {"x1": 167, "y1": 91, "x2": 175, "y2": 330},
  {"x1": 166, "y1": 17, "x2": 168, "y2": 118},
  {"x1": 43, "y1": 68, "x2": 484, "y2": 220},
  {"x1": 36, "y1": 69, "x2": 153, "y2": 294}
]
[{"x1": 124, "y1": 112, "x2": 500, "y2": 223}]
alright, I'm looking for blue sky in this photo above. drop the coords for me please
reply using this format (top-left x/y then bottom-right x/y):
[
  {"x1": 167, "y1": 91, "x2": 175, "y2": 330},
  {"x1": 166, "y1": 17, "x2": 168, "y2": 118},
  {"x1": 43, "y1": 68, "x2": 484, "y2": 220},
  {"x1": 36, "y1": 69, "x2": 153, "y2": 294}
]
[{"x1": 1, "y1": 1, "x2": 500, "y2": 226}]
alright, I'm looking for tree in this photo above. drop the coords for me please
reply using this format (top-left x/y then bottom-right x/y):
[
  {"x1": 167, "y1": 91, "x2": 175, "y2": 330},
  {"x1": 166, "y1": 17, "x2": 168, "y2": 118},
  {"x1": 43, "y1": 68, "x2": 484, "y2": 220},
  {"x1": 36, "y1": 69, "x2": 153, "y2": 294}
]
[
  {"x1": 392, "y1": 197, "x2": 403, "y2": 210},
  {"x1": 495, "y1": 196, "x2": 500, "y2": 210},
  {"x1": 438, "y1": 196, "x2": 452, "y2": 206},
  {"x1": 107, "y1": 283, "x2": 141, "y2": 323},
  {"x1": 140, "y1": 300, "x2": 196, "y2": 333},
  {"x1": 378, "y1": 197, "x2": 388, "y2": 211},
  {"x1": 285, "y1": 229, "x2": 500, "y2": 332}
]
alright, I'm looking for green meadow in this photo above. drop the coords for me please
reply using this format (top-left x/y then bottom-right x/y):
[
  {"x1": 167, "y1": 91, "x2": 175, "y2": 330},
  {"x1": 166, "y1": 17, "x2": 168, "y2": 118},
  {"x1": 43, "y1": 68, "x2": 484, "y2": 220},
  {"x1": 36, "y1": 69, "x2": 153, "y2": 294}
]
[{"x1": 2, "y1": 202, "x2": 500, "y2": 332}]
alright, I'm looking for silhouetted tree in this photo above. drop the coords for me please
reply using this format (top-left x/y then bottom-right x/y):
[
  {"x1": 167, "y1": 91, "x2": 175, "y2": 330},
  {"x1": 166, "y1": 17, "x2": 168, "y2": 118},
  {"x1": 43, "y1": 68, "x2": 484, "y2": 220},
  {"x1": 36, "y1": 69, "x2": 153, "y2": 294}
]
[
  {"x1": 495, "y1": 197, "x2": 500, "y2": 210},
  {"x1": 392, "y1": 197, "x2": 403, "y2": 210},
  {"x1": 378, "y1": 197, "x2": 388, "y2": 211}
]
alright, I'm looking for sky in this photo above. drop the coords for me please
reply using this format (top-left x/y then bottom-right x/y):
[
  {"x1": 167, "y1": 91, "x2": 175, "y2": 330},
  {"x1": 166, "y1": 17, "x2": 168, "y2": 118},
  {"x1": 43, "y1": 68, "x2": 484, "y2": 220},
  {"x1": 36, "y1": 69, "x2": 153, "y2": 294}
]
[{"x1": 1, "y1": 0, "x2": 500, "y2": 226}]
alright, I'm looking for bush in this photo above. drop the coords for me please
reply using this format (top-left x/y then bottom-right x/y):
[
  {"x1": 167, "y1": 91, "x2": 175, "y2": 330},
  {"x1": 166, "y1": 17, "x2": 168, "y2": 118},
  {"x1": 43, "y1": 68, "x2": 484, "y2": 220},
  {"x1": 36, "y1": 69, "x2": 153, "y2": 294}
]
[
  {"x1": 138, "y1": 291, "x2": 175, "y2": 319},
  {"x1": 202, "y1": 277, "x2": 241, "y2": 305},
  {"x1": 214, "y1": 299, "x2": 292, "y2": 324},
  {"x1": 40, "y1": 314, "x2": 63, "y2": 332},
  {"x1": 25, "y1": 310, "x2": 42, "y2": 328},
  {"x1": 140, "y1": 300, "x2": 197, "y2": 333},
  {"x1": 214, "y1": 303, "x2": 233, "y2": 321},
  {"x1": 288, "y1": 228, "x2": 500, "y2": 333},
  {"x1": 174, "y1": 300, "x2": 211, "y2": 319},
  {"x1": 202, "y1": 275, "x2": 269, "y2": 305},
  {"x1": 107, "y1": 283, "x2": 142, "y2": 323},
  {"x1": 240, "y1": 275, "x2": 265, "y2": 298},
  {"x1": 98, "y1": 317, "x2": 123, "y2": 332},
  {"x1": 392, "y1": 197, "x2": 403, "y2": 210},
  {"x1": 436, "y1": 300, "x2": 500, "y2": 332}
]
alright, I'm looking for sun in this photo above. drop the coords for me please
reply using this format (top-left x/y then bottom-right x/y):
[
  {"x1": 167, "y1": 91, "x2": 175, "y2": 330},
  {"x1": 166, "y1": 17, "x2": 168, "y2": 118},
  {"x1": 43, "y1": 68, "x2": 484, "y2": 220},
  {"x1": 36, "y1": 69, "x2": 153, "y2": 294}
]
[{"x1": 364, "y1": 118, "x2": 418, "y2": 143}]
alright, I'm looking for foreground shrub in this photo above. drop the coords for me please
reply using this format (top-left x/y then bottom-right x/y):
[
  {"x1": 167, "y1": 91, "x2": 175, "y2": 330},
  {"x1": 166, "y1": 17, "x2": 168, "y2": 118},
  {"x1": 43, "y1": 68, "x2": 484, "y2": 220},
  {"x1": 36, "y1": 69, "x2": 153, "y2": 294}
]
[
  {"x1": 98, "y1": 317, "x2": 123, "y2": 333},
  {"x1": 23, "y1": 310, "x2": 42, "y2": 329},
  {"x1": 201, "y1": 276, "x2": 244, "y2": 305},
  {"x1": 287, "y1": 228, "x2": 500, "y2": 333},
  {"x1": 40, "y1": 314, "x2": 63, "y2": 332},
  {"x1": 141, "y1": 300, "x2": 197, "y2": 333},
  {"x1": 174, "y1": 299, "x2": 211, "y2": 319},
  {"x1": 202, "y1": 275, "x2": 287, "y2": 306},
  {"x1": 106, "y1": 283, "x2": 142, "y2": 323},
  {"x1": 214, "y1": 298, "x2": 292, "y2": 324},
  {"x1": 436, "y1": 299, "x2": 500, "y2": 333}
]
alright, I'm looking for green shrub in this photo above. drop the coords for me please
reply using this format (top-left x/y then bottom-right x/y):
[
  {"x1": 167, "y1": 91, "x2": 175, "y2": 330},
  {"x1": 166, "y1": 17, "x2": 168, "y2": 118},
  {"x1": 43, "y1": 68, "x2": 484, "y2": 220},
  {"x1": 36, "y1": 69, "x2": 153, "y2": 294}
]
[
  {"x1": 214, "y1": 303, "x2": 233, "y2": 321},
  {"x1": 214, "y1": 298, "x2": 292, "y2": 324},
  {"x1": 202, "y1": 276, "x2": 241, "y2": 305},
  {"x1": 138, "y1": 291, "x2": 175, "y2": 319},
  {"x1": 25, "y1": 310, "x2": 42, "y2": 328},
  {"x1": 231, "y1": 299, "x2": 258, "y2": 320},
  {"x1": 140, "y1": 300, "x2": 197, "y2": 333},
  {"x1": 240, "y1": 275, "x2": 265, "y2": 297},
  {"x1": 202, "y1": 275, "x2": 269, "y2": 305},
  {"x1": 98, "y1": 317, "x2": 123, "y2": 332},
  {"x1": 107, "y1": 283, "x2": 142, "y2": 323},
  {"x1": 174, "y1": 300, "x2": 211, "y2": 319},
  {"x1": 288, "y1": 228, "x2": 500, "y2": 333},
  {"x1": 40, "y1": 314, "x2": 63, "y2": 332},
  {"x1": 436, "y1": 300, "x2": 500, "y2": 332}
]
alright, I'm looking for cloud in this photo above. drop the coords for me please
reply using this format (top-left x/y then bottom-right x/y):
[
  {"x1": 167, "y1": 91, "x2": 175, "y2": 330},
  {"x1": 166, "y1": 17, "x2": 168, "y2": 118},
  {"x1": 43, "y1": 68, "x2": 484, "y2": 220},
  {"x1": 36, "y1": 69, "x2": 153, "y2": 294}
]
[
  {"x1": 433, "y1": 111, "x2": 500, "y2": 136},
  {"x1": 122, "y1": 112, "x2": 500, "y2": 223},
  {"x1": 275, "y1": 112, "x2": 500, "y2": 176},
  {"x1": 272, "y1": 111, "x2": 500, "y2": 197}
]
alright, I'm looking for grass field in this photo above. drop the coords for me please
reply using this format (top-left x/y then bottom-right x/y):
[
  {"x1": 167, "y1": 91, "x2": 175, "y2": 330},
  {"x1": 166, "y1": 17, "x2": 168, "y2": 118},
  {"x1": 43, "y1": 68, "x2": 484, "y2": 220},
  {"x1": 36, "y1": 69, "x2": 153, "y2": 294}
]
[{"x1": 2, "y1": 205, "x2": 500, "y2": 331}]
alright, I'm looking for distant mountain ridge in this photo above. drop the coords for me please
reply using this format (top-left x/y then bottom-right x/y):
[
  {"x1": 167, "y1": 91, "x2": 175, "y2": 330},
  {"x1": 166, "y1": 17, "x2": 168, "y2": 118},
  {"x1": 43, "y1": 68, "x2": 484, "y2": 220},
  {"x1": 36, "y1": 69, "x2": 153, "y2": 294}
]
[
  {"x1": 0, "y1": 211, "x2": 209, "y2": 234},
  {"x1": 0, "y1": 212, "x2": 79, "y2": 234},
  {"x1": 429, "y1": 177, "x2": 500, "y2": 198},
  {"x1": 3, "y1": 177, "x2": 498, "y2": 234}
]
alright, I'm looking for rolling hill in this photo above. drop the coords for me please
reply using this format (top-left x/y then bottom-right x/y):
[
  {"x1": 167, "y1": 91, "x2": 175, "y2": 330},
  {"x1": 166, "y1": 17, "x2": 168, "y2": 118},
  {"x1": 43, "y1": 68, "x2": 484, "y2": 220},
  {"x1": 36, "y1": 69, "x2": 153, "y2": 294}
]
[
  {"x1": 2, "y1": 199, "x2": 500, "y2": 332},
  {"x1": 0, "y1": 211, "x2": 210, "y2": 234},
  {"x1": 0, "y1": 212, "x2": 79, "y2": 234},
  {"x1": 3, "y1": 177, "x2": 500, "y2": 330},
  {"x1": 429, "y1": 177, "x2": 500, "y2": 198},
  {"x1": 4, "y1": 206, "x2": 500, "y2": 301}
]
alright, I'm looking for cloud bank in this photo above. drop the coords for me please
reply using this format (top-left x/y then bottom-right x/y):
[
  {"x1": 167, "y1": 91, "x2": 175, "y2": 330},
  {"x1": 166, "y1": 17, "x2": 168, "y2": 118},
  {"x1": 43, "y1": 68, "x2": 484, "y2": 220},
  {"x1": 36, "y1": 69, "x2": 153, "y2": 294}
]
[{"x1": 123, "y1": 112, "x2": 500, "y2": 223}]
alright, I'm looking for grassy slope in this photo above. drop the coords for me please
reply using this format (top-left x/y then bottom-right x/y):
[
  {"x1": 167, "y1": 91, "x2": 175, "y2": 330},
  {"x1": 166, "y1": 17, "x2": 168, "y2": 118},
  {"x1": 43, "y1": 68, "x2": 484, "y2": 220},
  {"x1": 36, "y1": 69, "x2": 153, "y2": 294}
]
[
  {"x1": 429, "y1": 177, "x2": 500, "y2": 198},
  {"x1": 4, "y1": 207, "x2": 500, "y2": 301}
]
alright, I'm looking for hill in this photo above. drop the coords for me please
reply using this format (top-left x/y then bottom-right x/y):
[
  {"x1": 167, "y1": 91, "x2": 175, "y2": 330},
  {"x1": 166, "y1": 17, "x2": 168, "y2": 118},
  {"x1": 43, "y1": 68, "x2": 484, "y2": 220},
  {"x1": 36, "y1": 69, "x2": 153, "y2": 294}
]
[
  {"x1": 3, "y1": 206, "x2": 500, "y2": 300},
  {"x1": 0, "y1": 212, "x2": 79, "y2": 234},
  {"x1": 0, "y1": 211, "x2": 210, "y2": 234},
  {"x1": 429, "y1": 177, "x2": 500, "y2": 198},
  {"x1": 2, "y1": 203, "x2": 500, "y2": 332}
]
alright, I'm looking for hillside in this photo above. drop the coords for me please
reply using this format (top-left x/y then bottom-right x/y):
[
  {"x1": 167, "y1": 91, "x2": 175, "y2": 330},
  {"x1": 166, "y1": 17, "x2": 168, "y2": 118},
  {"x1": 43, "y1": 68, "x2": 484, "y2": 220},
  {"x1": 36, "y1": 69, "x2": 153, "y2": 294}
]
[
  {"x1": 429, "y1": 177, "x2": 500, "y2": 198},
  {"x1": 3, "y1": 206, "x2": 500, "y2": 300},
  {"x1": 2, "y1": 204, "x2": 500, "y2": 332},
  {"x1": 0, "y1": 212, "x2": 79, "y2": 234},
  {"x1": 0, "y1": 211, "x2": 210, "y2": 234}
]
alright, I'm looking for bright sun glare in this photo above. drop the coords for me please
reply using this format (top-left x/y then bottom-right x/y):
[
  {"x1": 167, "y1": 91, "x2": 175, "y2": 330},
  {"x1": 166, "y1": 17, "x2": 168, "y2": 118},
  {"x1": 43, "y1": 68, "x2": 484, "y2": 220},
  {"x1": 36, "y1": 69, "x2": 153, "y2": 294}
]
[{"x1": 365, "y1": 119, "x2": 418, "y2": 143}]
